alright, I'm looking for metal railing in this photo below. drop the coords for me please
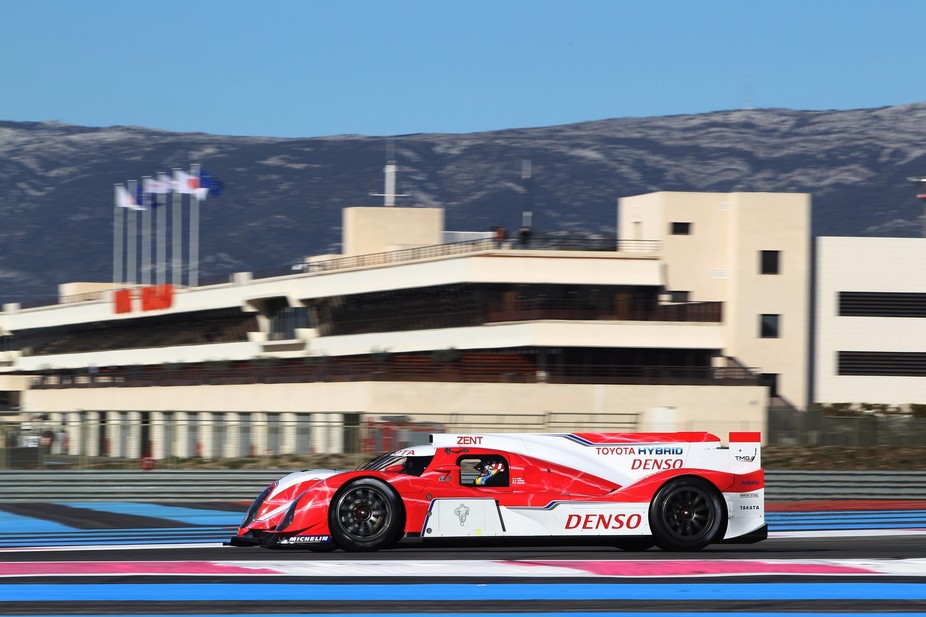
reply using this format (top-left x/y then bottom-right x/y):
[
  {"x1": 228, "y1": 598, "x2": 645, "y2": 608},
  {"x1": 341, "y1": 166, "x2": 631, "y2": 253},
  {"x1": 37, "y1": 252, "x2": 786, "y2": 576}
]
[
  {"x1": 484, "y1": 300, "x2": 722, "y2": 324},
  {"x1": 0, "y1": 470, "x2": 279, "y2": 502},
  {"x1": 9, "y1": 236, "x2": 661, "y2": 310},
  {"x1": 768, "y1": 407, "x2": 926, "y2": 446},
  {"x1": 0, "y1": 412, "x2": 643, "y2": 470},
  {"x1": 7, "y1": 406, "x2": 923, "y2": 471},
  {"x1": 27, "y1": 359, "x2": 758, "y2": 390},
  {"x1": 764, "y1": 470, "x2": 926, "y2": 501},
  {"x1": 251, "y1": 235, "x2": 659, "y2": 282}
]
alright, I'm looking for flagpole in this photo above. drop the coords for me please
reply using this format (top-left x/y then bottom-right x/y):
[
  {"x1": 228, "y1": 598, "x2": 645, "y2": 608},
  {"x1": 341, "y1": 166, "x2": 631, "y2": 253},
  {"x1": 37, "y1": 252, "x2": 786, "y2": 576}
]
[
  {"x1": 141, "y1": 176, "x2": 152, "y2": 286},
  {"x1": 113, "y1": 184, "x2": 124, "y2": 288},
  {"x1": 126, "y1": 179, "x2": 138, "y2": 285},
  {"x1": 156, "y1": 174, "x2": 167, "y2": 286},
  {"x1": 189, "y1": 163, "x2": 200, "y2": 287},
  {"x1": 172, "y1": 168, "x2": 182, "y2": 287}
]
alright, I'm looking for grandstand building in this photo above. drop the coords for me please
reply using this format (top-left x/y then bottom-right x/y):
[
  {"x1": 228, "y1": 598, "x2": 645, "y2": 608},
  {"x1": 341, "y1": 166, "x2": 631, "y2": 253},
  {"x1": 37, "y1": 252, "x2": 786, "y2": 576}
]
[{"x1": 0, "y1": 191, "x2": 810, "y2": 460}]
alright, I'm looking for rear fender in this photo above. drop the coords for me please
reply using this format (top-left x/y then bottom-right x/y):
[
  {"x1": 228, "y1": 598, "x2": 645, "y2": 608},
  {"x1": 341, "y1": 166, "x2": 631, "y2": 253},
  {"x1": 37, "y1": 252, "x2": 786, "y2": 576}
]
[{"x1": 612, "y1": 468, "x2": 736, "y2": 502}]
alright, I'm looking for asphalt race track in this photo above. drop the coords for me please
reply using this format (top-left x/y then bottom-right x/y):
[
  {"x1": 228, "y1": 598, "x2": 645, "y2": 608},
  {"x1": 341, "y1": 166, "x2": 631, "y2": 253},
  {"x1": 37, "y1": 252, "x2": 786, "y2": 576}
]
[{"x1": 1, "y1": 500, "x2": 925, "y2": 615}]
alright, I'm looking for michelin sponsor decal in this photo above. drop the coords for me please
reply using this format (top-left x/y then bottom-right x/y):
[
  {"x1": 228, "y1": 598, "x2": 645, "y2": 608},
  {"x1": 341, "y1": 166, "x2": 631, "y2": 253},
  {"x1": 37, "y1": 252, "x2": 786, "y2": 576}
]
[
  {"x1": 454, "y1": 503, "x2": 470, "y2": 525},
  {"x1": 280, "y1": 535, "x2": 331, "y2": 544}
]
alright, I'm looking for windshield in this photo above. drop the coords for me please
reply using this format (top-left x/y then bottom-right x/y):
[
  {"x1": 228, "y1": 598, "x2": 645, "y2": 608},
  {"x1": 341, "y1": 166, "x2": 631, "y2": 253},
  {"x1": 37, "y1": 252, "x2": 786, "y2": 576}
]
[
  {"x1": 357, "y1": 452, "x2": 403, "y2": 471},
  {"x1": 357, "y1": 452, "x2": 435, "y2": 477}
]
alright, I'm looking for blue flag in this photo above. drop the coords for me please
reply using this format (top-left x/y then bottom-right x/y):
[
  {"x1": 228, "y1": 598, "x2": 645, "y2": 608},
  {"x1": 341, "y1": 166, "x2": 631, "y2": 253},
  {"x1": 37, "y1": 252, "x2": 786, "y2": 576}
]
[
  {"x1": 199, "y1": 168, "x2": 225, "y2": 197},
  {"x1": 134, "y1": 185, "x2": 148, "y2": 209}
]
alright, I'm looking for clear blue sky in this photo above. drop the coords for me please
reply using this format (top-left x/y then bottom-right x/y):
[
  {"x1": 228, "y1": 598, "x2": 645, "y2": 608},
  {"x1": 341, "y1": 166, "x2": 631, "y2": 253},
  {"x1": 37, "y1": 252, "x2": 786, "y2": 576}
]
[{"x1": 3, "y1": 0, "x2": 926, "y2": 138}]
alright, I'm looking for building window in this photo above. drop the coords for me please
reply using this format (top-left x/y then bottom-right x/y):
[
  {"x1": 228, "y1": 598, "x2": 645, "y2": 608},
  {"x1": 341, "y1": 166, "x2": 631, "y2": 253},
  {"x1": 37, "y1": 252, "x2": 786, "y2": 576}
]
[
  {"x1": 760, "y1": 314, "x2": 780, "y2": 338},
  {"x1": 760, "y1": 250, "x2": 780, "y2": 275},
  {"x1": 670, "y1": 222, "x2": 691, "y2": 235},
  {"x1": 268, "y1": 306, "x2": 310, "y2": 341},
  {"x1": 838, "y1": 351, "x2": 926, "y2": 376},
  {"x1": 668, "y1": 291, "x2": 690, "y2": 303},
  {"x1": 839, "y1": 292, "x2": 926, "y2": 318}
]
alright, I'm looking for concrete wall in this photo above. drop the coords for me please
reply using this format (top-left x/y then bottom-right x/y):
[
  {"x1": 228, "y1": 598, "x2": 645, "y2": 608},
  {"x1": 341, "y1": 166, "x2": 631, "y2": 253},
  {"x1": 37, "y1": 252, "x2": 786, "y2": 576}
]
[
  {"x1": 58, "y1": 282, "x2": 121, "y2": 299},
  {"x1": 619, "y1": 191, "x2": 810, "y2": 407},
  {"x1": 22, "y1": 380, "x2": 768, "y2": 439},
  {"x1": 726, "y1": 193, "x2": 810, "y2": 409},
  {"x1": 815, "y1": 236, "x2": 926, "y2": 405},
  {"x1": 343, "y1": 206, "x2": 444, "y2": 255}
]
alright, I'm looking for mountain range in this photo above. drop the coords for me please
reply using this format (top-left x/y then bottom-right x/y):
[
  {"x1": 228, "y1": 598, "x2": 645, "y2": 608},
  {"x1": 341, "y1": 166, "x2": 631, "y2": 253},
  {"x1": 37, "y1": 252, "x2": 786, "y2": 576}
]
[{"x1": 3, "y1": 103, "x2": 926, "y2": 304}]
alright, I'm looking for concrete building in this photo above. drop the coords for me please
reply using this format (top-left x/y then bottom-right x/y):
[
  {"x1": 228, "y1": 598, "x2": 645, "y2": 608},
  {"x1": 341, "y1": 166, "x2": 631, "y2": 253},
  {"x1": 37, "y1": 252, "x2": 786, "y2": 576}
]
[
  {"x1": 619, "y1": 192, "x2": 811, "y2": 409},
  {"x1": 814, "y1": 236, "x2": 926, "y2": 406},
  {"x1": 0, "y1": 190, "x2": 815, "y2": 460}
]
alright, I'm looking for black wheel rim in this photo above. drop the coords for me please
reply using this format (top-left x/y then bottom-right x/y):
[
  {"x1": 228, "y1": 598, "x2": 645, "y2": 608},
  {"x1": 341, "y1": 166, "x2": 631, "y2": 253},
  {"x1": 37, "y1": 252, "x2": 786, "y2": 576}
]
[
  {"x1": 660, "y1": 487, "x2": 713, "y2": 539},
  {"x1": 336, "y1": 487, "x2": 389, "y2": 540}
]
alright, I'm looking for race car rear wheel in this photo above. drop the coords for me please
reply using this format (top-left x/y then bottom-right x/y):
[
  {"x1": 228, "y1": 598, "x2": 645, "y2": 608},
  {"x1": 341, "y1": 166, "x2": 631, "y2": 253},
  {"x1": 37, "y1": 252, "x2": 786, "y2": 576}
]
[
  {"x1": 649, "y1": 477, "x2": 724, "y2": 552},
  {"x1": 329, "y1": 478, "x2": 404, "y2": 552}
]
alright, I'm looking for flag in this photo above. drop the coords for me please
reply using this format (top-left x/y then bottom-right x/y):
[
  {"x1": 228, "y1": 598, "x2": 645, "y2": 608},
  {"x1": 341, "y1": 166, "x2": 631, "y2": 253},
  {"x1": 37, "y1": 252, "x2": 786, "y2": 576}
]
[
  {"x1": 158, "y1": 172, "x2": 176, "y2": 192},
  {"x1": 115, "y1": 185, "x2": 144, "y2": 210},
  {"x1": 143, "y1": 176, "x2": 172, "y2": 194},
  {"x1": 143, "y1": 175, "x2": 172, "y2": 208},
  {"x1": 174, "y1": 170, "x2": 209, "y2": 200},
  {"x1": 199, "y1": 168, "x2": 224, "y2": 197},
  {"x1": 134, "y1": 184, "x2": 148, "y2": 209}
]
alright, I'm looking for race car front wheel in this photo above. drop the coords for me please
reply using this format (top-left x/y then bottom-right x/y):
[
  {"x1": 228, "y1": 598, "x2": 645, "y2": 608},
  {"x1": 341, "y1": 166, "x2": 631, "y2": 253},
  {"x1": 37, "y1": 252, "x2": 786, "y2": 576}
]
[
  {"x1": 649, "y1": 477, "x2": 724, "y2": 552},
  {"x1": 329, "y1": 478, "x2": 404, "y2": 552}
]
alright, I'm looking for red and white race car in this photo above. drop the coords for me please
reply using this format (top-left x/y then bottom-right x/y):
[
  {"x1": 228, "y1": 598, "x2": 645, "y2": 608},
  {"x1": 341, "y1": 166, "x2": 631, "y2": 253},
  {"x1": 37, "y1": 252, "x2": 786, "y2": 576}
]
[{"x1": 229, "y1": 431, "x2": 765, "y2": 552}]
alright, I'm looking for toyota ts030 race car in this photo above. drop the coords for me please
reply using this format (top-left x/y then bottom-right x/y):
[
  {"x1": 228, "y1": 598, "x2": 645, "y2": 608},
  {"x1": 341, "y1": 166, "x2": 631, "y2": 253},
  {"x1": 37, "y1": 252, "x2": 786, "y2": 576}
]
[{"x1": 228, "y1": 431, "x2": 765, "y2": 552}]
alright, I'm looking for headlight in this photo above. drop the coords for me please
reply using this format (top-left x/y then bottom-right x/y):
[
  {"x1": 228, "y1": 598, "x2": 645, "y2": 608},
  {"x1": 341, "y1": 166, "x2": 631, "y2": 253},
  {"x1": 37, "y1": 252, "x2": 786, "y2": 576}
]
[
  {"x1": 241, "y1": 484, "x2": 275, "y2": 527},
  {"x1": 276, "y1": 490, "x2": 309, "y2": 532}
]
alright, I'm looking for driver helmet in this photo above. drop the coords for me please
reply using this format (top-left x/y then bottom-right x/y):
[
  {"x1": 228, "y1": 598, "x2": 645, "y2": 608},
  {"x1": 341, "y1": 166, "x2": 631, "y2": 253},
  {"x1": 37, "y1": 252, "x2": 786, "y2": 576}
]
[{"x1": 474, "y1": 458, "x2": 506, "y2": 485}]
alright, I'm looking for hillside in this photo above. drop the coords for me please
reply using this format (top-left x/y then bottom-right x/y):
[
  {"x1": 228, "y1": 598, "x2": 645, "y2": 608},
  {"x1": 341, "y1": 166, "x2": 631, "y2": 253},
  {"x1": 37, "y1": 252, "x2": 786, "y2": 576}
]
[{"x1": 3, "y1": 104, "x2": 926, "y2": 303}]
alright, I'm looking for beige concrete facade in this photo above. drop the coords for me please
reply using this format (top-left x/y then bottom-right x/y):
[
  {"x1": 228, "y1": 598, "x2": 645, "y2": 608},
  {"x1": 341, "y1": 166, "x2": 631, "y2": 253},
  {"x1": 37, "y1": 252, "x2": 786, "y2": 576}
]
[
  {"x1": 343, "y1": 206, "x2": 444, "y2": 255},
  {"x1": 815, "y1": 236, "x2": 926, "y2": 405},
  {"x1": 24, "y1": 381, "x2": 767, "y2": 440},
  {"x1": 619, "y1": 192, "x2": 811, "y2": 408},
  {"x1": 58, "y1": 282, "x2": 121, "y2": 299}
]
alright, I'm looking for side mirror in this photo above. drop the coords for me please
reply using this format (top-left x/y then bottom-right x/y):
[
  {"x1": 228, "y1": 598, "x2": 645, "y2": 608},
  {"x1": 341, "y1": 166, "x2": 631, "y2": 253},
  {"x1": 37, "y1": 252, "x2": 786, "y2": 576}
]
[{"x1": 431, "y1": 464, "x2": 460, "y2": 482}]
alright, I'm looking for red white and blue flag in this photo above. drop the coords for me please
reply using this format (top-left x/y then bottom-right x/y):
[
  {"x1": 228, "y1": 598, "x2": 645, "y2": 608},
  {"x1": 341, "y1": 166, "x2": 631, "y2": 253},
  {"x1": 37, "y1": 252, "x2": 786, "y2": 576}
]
[
  {"x1": 143, "y1": 175, "x2": 173, "y2": 195},
  {"x1": 174, "y1": 170, "x2": 209, "y2": 200},
  {"x1": 115, "y1": 185, "x2": 144, "y2": 210}
]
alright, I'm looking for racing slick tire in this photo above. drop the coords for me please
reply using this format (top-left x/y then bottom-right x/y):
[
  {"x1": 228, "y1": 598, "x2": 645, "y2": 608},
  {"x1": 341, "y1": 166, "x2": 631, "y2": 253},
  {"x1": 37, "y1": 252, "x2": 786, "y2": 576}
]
[
  {"x1": 329, "y1": 478, "x2": 405, "y2": 552},
  {"x1": 649, "y1": 476, "x2": 725, "y2": 552}
]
